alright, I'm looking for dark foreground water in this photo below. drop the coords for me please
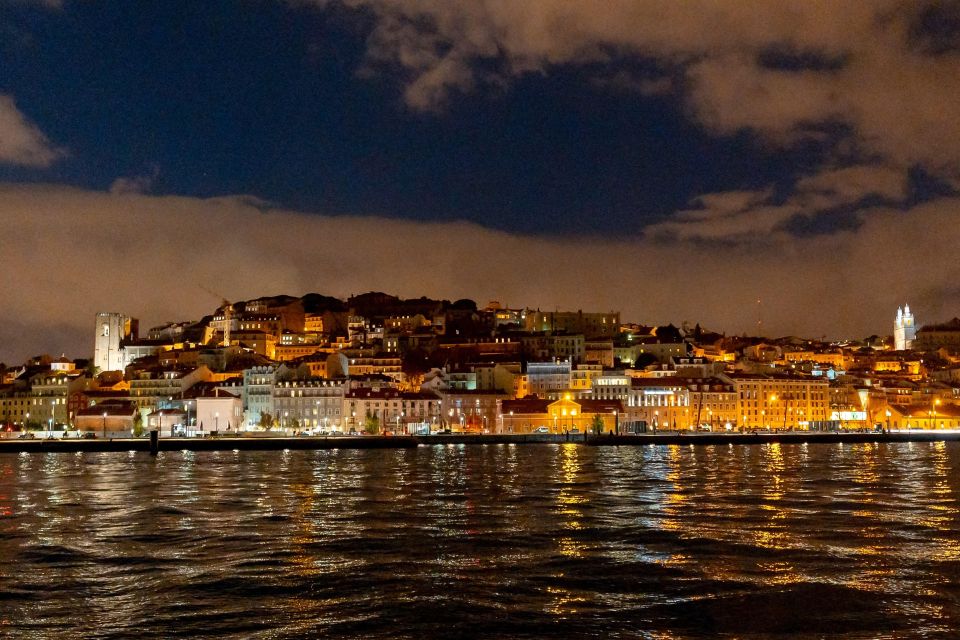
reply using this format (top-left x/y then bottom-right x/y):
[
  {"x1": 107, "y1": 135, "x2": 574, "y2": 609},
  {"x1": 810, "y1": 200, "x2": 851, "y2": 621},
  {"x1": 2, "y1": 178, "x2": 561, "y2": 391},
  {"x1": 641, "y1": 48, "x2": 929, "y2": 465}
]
[{"x1": 2, "y1": 442, "x2": 960, "y2": 639}]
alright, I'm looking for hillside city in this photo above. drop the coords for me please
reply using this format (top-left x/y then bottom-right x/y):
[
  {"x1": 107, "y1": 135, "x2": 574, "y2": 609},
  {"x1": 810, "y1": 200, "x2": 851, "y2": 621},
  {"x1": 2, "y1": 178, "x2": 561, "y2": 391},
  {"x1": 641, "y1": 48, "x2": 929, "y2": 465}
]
[{"x1": 3, "y1": 294, "x2": 960, "y2": 438}]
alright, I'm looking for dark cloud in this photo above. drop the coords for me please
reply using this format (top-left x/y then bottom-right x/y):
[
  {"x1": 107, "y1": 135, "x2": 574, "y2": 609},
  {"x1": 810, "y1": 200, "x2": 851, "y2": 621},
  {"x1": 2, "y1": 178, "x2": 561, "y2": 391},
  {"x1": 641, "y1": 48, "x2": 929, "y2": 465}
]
[{"x1": 321, "y1": 1, "x2": 960, "y2": 174}]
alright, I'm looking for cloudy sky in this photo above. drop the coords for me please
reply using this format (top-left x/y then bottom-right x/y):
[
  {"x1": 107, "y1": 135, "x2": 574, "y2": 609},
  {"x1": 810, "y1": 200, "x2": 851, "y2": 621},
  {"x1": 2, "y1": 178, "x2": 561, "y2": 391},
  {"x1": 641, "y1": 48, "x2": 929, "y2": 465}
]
[{"x1": 1, "y1": 1, "x2": 959, "y2": 362}]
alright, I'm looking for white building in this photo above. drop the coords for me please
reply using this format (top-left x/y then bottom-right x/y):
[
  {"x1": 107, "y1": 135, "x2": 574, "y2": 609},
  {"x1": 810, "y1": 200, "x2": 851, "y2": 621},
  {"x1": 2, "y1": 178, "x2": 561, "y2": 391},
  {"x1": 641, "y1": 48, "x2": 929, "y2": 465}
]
[
  {"x1": 195, "y1": 389, "x2": 243, "y2": 435},
  {"x1": 243, "y1": 365, "x2": 276, "y2": 427},
  {"x1": 525, "y1": 360, "x2": 572, "y2": 399},
  {"x1": 895, "y1": 304, "x2": 917, "y2": 351},
  {"x1": 93, "y1": 312, "x2": 137, "y2": 372},
  {"x1": 272, "y1": 377, "x2": 347, "y2": 432}
]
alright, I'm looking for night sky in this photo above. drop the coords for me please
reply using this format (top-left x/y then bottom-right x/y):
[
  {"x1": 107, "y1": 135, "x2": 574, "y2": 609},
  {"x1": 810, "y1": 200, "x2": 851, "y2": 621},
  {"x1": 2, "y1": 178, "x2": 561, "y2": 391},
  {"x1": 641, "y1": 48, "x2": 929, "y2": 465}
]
[{"x1": 1, "y1": 1, "x2": 959, "y2": 361}]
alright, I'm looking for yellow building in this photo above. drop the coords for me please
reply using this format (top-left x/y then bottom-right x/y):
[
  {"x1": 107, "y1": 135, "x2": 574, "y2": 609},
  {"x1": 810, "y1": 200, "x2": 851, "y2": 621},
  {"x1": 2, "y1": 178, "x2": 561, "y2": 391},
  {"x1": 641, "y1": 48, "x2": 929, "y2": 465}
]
[
  {"x1": 499, "y1": 395, "x2": 622, "y2": 434},
  {"x1": 274, "y1": 343, "x2": 329, "y2": 362},
  {"x1": 887, "y1": 401, "x2": 960, "y2": 429},
  {"x1": 725, "y1": 372, "x2": 830, "y2": 430},
  {"x1": 304, "y1": 313, "x2": 325, "y2": 334},
  {"x1": 570, "y1": 363, "x2": 602, "y2": 393}
]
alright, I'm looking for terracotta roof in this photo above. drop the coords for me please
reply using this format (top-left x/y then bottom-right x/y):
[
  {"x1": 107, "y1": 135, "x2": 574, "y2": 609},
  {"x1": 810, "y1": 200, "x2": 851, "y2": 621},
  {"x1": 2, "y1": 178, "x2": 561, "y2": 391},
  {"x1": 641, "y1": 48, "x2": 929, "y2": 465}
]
[
  {"x1": 501, "y1": 397, "x2": 550, "y2": 414},
  {"x1": 77, "y1": 401, "x2": 137, "y2": 417}
]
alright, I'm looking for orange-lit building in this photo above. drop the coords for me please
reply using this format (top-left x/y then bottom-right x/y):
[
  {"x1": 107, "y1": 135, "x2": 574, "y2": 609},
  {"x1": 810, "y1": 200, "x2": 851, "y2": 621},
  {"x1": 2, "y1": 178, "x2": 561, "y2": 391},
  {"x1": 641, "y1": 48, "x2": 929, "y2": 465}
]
[{"x1": 498, "y1": 395, "x2": 622, "y2": 434}]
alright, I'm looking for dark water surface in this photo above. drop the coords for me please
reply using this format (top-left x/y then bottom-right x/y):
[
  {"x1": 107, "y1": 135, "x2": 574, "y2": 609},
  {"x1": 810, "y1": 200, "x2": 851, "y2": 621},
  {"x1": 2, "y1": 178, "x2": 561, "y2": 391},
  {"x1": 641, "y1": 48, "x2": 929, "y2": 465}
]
[{"x1": 2, "y1": 442, "x2": 960, "y2": 639}]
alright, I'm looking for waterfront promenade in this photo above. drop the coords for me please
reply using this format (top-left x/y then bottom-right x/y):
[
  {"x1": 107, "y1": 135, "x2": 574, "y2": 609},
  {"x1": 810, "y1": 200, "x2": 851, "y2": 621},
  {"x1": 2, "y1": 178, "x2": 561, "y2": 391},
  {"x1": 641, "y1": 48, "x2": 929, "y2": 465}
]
[{"x1": 1, "y1": 430, "x2": 959, "y2": 453}]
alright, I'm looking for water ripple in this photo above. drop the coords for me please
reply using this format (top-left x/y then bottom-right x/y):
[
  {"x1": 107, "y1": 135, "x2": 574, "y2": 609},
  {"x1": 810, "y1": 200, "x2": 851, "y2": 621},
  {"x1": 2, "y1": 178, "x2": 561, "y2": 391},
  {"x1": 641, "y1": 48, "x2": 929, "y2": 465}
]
[{"x1": 1, "y1": 443, "x2": 960, "y2": 637}]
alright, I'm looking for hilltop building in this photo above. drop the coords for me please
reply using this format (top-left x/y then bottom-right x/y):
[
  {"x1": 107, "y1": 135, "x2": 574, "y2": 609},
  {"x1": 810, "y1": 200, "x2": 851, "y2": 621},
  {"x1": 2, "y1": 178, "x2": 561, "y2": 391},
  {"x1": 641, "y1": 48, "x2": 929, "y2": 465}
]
[
  {"x1": 93, "y1": 312, "x2": 138, "y2": 373},
  {"x1": 894, "y1": 305, "x2": 917, "y2": 351}
]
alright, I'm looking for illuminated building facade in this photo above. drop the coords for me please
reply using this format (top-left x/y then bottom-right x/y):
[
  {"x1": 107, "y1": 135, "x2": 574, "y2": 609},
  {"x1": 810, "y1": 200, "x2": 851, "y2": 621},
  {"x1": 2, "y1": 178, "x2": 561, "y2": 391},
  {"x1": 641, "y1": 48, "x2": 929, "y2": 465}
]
[
  {"x1": 498, "y1": 396, "x2": 622, "y2": 434},
  {"x1": 524, "y1": 309, "x2": 621, "y2": 338},
  {"x1": 726, "y1": 373, "x2": 830, "y2": 430},
  {"x1": 894, "y1": 304, "x2": 916, "y2": 351},
  {"x1": 93, "y1": 312, "x2": 138, "y2": 373}
]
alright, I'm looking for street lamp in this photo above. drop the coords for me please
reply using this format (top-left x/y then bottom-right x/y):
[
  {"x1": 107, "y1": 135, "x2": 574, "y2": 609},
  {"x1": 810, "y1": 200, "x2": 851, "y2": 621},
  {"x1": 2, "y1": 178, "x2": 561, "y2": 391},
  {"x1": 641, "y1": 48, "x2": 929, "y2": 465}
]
[
  {"x1": 102, "y1": 411, "x2": 107, "y2": 439},
  {"x1": 215, "y1": 411, "x2": 219, "y2": 433},
  {"x1": 654, "y1": 410, "x2": 659, "y2": 434},
  {"x1": 885, "y1": 409, "x2": 892, "y2": 432},
  {"x1": 933, "y1": 398, "x2": 942, "y2": 429}
]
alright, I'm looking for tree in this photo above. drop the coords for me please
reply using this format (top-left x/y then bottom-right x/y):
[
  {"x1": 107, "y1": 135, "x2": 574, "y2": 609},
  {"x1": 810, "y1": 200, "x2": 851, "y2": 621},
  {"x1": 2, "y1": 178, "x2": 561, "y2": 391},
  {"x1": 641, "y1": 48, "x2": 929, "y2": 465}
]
[
  {"x1": 591, "y1": 414, "x2": 605, "y2": 435},
  {"x1": 258, "y1": 411, "x2": 275, "y2": 430},
  {"x1": 401, "y1": 347, "x2": 432, "y2": 377},
  {"x1": 633, "y1": 353, "x2": 658, "y2": 369},
  {"x1": 364, "y1": 412, "x2": 380, "y2": 435},
  {"x1": 290, "y1": 418, "x2": 301, "y2": 431},
  {"x1": 450, "y1": 298, "x2": 477, "y2": 311}
]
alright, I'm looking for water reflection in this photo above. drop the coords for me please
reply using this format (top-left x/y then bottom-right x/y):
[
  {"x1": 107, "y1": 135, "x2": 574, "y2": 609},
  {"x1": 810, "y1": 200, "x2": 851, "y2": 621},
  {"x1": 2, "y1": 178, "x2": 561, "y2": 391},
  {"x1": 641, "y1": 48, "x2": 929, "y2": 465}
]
[
  {"x1": 0, "y1": 444, "x2": 959, "y2": 637},
  {"x1": 659, "y1": 445, "x2": 687, "y2": 534}
]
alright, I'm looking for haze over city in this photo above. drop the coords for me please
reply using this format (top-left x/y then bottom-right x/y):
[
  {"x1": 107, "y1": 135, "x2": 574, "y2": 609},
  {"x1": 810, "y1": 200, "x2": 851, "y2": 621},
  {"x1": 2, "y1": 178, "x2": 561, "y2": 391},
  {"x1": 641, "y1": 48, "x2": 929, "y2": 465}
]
[{"x1": 2, "y1": 1, "x2": 960, "y2": 361}]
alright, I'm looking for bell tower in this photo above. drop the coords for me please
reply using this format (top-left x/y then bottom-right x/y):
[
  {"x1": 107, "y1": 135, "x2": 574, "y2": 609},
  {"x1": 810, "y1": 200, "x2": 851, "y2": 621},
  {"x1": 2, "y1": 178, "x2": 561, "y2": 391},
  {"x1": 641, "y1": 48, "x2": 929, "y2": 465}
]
[{"x1": 894, "y1": 304, "x2": 916, "y2": 351}]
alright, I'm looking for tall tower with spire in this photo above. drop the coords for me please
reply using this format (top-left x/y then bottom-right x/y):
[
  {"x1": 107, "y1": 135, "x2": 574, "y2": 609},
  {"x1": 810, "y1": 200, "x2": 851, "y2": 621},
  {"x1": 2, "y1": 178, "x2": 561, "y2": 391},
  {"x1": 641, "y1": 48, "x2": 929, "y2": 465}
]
[{"x1": 894, "y1": 304, "x2": 916, "y2": 351}]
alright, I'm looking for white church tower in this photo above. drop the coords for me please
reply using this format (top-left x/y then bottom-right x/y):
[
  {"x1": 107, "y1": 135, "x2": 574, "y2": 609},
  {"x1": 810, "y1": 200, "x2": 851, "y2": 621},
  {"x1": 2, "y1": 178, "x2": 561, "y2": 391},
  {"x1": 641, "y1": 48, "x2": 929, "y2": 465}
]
[
  {"x1": 93, "y1": 312, "x2": 138, "y2": 372},
  {"x1": 894, "y1": 304, "x2": 916, "y2": 351}
]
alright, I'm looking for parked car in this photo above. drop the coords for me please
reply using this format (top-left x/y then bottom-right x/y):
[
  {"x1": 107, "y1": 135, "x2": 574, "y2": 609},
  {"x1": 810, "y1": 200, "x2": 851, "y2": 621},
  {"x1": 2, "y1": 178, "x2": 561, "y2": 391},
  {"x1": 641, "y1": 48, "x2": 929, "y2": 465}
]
[
  {"x1": 17, "y1": 432, "x2": 35, "y2": 439},
  {"x1": 534, "y1": 426, "x2": 550, "y2": 434},
  {"x1": 82, "y1": 432, "x2": 97, "y2": 439}
]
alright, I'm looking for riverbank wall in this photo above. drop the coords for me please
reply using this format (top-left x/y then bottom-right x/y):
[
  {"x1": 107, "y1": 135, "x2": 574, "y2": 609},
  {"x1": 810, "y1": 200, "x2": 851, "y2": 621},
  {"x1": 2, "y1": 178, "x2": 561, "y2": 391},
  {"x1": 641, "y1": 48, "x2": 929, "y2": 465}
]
[{"x1": 1, "y1": 430, "x2": 959, "y2": 453}]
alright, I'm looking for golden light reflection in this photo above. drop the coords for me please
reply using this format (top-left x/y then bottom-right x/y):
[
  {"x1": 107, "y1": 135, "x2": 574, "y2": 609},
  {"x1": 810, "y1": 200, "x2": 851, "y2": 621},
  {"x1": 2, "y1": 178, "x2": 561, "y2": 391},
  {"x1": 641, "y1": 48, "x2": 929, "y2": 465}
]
[
  {"x1": 763, "y1": 442, "x2": 785, "y2": 502},
  {"x1": 660, "y1": 445, "x2": 687, "y2": 533},
  {"x1": 754, "y1": 561, "x2": 803, "y2": 586},
  {"x1": 929, "y1": 537, "x2": 960, "y2": 562},
  {"x1": 931, "y1": 441, "x2": 951, "y2": 500},
  {"x1": 556, "y1": 444, "x2": 585, "y2": 544},
  {"x1": 288, "y1": 475, "x2": 319, "y2": 578},
  {"x1": 748, "y1": 443, "x2": 796, "y2": 552},
  {"x1": 545, "y1": 445, "x2": 592, "y2": 618},
  {"x1": 917, "y1": 442, "x2": 954, "y2": 532},
  {"x1": 851, "y1": 442, "x2": 881, "y2": 486},
  {"x1": 0, "y1": 462, "x2": 13, "y2": 517},
  {"x1": 545, "y1": 584, "x2": 588, "y2": 616}
]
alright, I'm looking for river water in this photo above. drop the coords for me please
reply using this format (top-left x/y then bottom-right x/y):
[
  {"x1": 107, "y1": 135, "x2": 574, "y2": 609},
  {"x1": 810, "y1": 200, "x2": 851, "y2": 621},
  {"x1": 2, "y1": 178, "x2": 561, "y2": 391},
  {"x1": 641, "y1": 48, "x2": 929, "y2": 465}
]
[{"x1": 1, "y1": 442, "x2": 959, "y2": 639}]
